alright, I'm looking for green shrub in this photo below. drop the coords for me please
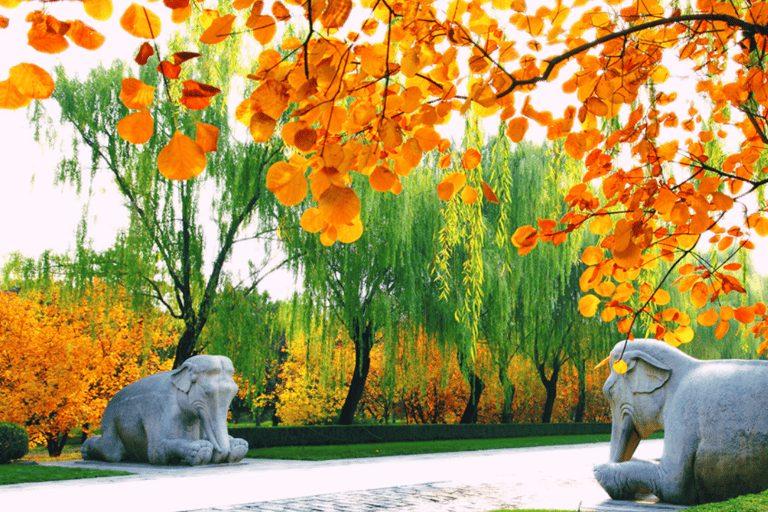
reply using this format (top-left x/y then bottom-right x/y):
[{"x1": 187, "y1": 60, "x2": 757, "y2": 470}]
[{"x1": 0, "y1": 422, "x2": 29, "y2": 464}]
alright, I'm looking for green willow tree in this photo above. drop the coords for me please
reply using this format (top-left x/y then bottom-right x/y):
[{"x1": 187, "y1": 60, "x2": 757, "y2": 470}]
[
  {"x1": 33, "y1": 38, "x2": 289, "y2": 367},
  {"x1": 278, "y1": 166, "x2": 455, "y2": 425}
]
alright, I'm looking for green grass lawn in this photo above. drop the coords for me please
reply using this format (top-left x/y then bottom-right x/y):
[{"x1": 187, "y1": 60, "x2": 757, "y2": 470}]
[
  {"x1": 244, "y1": 432, "x2": 642, "y2": 460},
  {"x1": 0, "y1": 464, "x2": 131, "y2": 486}
]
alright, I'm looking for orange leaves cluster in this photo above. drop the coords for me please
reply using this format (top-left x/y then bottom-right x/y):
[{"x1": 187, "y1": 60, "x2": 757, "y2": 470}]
[{"x1": 0, "y1": 283, "x2": 174, "y2": 449}]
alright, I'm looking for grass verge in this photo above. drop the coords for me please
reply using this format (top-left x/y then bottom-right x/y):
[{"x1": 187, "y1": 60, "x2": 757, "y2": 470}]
[
  {"x1": 0, "y1": 464, "x2": 131, "y2": 486},
  {"x1": 245, "y1": 432, "x2": 661, "y2": 460}
]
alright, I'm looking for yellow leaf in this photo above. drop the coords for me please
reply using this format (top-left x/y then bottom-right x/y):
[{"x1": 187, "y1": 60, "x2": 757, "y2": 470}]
[
  {"x1": 267, "y1": 161, "x2": 307, "y2": 207},
  {"x1": 195, "y1": 122, "x2": 219, "y2": 153},
  {"x1": 119, "y1": 78, "x2": 155, "y2": 110},
  {"x1": 581, "y1": 246, "x2": 603, "y2": 265},
  {"x1": 578, "y1": 294, "x2": 600, "y2": 317},
  {"x1": 83, "y1": 0, "x2": 113, "y2": 21},
  {"x1": 199, "y1": 14, "x2": 235, "y2": 44},
  {"x1": 9, "y1": 63, "x2": 54, "y2": 100},
  {"x1": 120, "y1": 3, "x2": 161, "y2": 39},
  {"x1": 0, "y1": 79, "x2": 31, "y2": 110},
  {"x1": 320, "y1": 224, "x2": 337, "y2": 246},
  {"x1": 157, "y1": 131, "x2": 207, "y2": 181},
  {"x1": 589, "y1": 214, "x2": 612, "y2": 235},
  {"x1": 116, "y1": 109, "x2": 153, "y2": 144},
  {"x1": 612, "y1": 359, "x2": 627, "y2": 374}
]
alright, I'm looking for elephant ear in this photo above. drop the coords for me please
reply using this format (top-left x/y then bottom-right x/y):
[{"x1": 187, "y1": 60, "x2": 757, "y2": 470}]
[
  {"x1": 171, "y1": 362, "x2": 198, "y2": 393},
  {"x1": 624, "y1": 351, "x2": 671, "y2": 394}
]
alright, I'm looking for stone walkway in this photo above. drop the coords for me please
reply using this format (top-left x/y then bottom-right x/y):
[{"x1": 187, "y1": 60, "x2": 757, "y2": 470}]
[{"x1": 3, "y1": 440, "x2": 689, "y2": 512}]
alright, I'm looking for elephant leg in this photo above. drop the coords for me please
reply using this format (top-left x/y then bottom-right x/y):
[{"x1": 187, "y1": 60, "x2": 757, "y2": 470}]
[
  {"x1": 227, "y1": 437, "x2": 249, "y2": 463},
  {"x1": 151, "y1": 438, "x2": 214, "y2": 466},
  {"x1": 81, "y1": 434, "x2": 126, "y2": 463}
]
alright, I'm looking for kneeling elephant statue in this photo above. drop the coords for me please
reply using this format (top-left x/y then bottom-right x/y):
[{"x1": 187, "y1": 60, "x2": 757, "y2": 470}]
[
  {"x1": 594, "y1": 339, "x2": 768, "y2": 504},
  {"x1": 82, "y1": 355, "x2": 249, "y2": 465}
]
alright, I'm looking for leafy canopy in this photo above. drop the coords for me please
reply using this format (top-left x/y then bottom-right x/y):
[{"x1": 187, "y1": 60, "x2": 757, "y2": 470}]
[{"x1": 4, "y1": 0, "x2": 768, "y2": 362}]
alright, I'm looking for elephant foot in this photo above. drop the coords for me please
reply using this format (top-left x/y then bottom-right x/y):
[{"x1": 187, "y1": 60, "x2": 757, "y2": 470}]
[
  {"x1": 227, "y1": 438, "x2": 249, "y2": 463},
  {"x1": 81, "y1": 435, "x2": 125, "y2": 463},
  {"x1": 594, "y1": 463, "x2": 636, "y2": 500},
  {"x1": 183, "y1": 440, "x2": 214, "y2": 466}
]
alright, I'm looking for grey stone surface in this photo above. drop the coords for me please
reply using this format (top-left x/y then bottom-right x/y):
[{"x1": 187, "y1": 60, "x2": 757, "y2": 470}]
[
  {"x1": 595, "y1": 338, "x2": 768, "y2": 505},
  {"x1": 81, "y1": 355, "x2": 248, "y2": 465},
  {"x1": 4, "y1": 440, "x2": 689, "y2": 512}
]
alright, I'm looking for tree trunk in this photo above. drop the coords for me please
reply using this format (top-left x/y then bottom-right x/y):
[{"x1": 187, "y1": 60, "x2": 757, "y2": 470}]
[
  {"x1": 500, "y1": 367, "x2": 515, "y2": 424},
  {"x1": 172, "y1": 323, "x2": 199, "y2": 369},
  {"x1": 46, "y1": 431, "x2": 68, "y2": 457},
  {"x1": 538, "y1": 359, "x2": 561, "y2": 423},
  {"x1": 338, "y1": 320, "x2": 373, "y2": 425},
  {"x1": 574, "y1": 357, "x2": 587, "y2": 423},
  {"x1": 460, "y1": 369, "x2": 485, "y2": 424}
]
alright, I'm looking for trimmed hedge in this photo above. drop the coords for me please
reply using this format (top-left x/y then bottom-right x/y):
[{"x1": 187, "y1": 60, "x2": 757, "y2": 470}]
[
  {"x1": 230, "y1": 422, "x2": 612, "y2": 449},
  {"x1": 0, "y1": 422, "x2": 29, "y2": 464}
]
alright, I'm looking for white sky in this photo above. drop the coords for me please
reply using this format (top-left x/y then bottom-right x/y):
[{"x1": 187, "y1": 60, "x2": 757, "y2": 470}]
[{"x1": 1, "y1": 1, "x2": 766, "y2": 303}]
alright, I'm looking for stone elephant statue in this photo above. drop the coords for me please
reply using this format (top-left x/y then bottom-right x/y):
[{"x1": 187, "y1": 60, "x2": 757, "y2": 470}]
[
  {"x1": 82, "y1": 355, "x2": 249, "y2": 465},
  {"x1": 594, "y1": 338, "x2": 768, "y2": 504}
]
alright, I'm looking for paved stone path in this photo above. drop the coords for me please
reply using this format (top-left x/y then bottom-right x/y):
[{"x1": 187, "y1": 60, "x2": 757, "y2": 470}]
[{"x1": 3, "y1": 440, "x2": 689, "y2": 512}]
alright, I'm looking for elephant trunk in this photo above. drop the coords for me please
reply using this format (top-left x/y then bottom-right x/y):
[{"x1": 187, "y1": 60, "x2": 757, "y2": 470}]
[
  {"x1": 201, "y1": 400, "x2": 233, "y2": 464},
  {"x1": 610, "y1": 413, "x2": 641, "y2": 463}
]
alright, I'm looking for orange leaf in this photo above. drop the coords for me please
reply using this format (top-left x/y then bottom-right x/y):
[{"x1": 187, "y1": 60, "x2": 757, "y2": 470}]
[
  {"x1": 715, "y1": 320, "x2": 729, "y2": 339},
  {"x1": 120, "y1": 3, "x2": 161, "y2": 39},
  {"x1": 67, "y1": 20, "x2": 105, "y2": 50},
  {"x1": 589, "y1": 214, "x2": 613, "y2": 235},
  {"x1": 378, "y1": 117, "x2": 402, "y2": 149},
  {"x1": 735, "y1": 306, "x2": 756, "y2": 324},
  {"x1": 83, "y1": 0, "x2": 113, "y2": 21},
  {"x1": 482, "y1": 181, "x2": 499, "y2": 203},
  {"x1": 612, "y1": 359, "x2": 628, "y2": 374},
  {"x1": 690, "y1": 281, "x2": 709, "y2": 309},
  {"x1": 461, "y1": 185, "x2": 479, "y2": 204},
  {"x1": 369, "y1": 165, "x2": 397, "y2": 192},
  {"x1": 581, "y1": 246, "x2": 603, "y2": 265},
  {"x1": 300, "y1": 208, "x2": 325, "y2": 233},
  {"x1": 171, "y1": 5, "x2": 192, "y2": 23},
  {"x1": 248, "y1": 14, "x2": 276, "y2": 45},
  {"x1": 157, "y1": 60, "x2": 181, "y2": 79},
  {"x1": 461, "y1": 149, "x2": 482, "y2": 170},
  {"x1": 697, "y1": 309, "x2": 718, "y2": 327},
  {"x1": 318, "y1": 185, "x2": 361, "y2": 226},
  {"x1": 116, "y1": 109, "x2": 153, "y2": 144},
  {"x1": 437, "y1": 173, "x2": 466, "y2": 201},
  {"x1": 439, "y1": 154, "x2": 451, "y2": 169},
  {"x1": 135, "y1": 42, "x2": 154, "y2": 65},
  {"x1": 337, "y1": 216, "x2": 363, "y2": 244},
  {"x1": 27, "y1": 19, "x2": 69, "y2": 54},
  {"x1": 272, "y1": 2, "x2": 291, "y2": 21},
  {"x1": 195, "y1": 122, "x2": 219, "y2": 153},
  {"x1": 578, "y1": 294, "x2": 600, "y2": 317},
  {"x1": 0, "y1": 15, "x2": 7, "y2": 29},
  {"x1": 157, "y1": 131, "x2": 207, "y2": 180},
  {"x1": 414, "y1": 126, "x2": 441, "y2": 152},
  {"x1": 267, "y1": 161, "x2": 308, "y2": 206},
  {"x1": 320, "y1": 0, "x2": 352, "y2": 29},
  {"x1": 180, "y1": 79, "x2": 220, "y2": 110},
  {"x1": 250, "y1": 112, "x2": 277, "y2": 142},
  {"x1": 171, "y1": 52, "x2": 201, "y2": 65},
  {"x1": 511, "y1": 225, "x2": 538, "y2": 255},
  {"x1": 119, "y1": 78, "x2": 155, "y2": 110},
  {"x1": 0, "y1": 79, "x2": 31, "y2": 110},
  {"x1": 564, "y1": 132, "x2": 586, "y2": 160},
  {"x1": 507, "y1": 117, "x2": 528, "y2": 142},
  {"x1": 320, "y1": 225, "x2": 338, "y2": 246},
  {"x1": 199, "y1": 14, "x2": 235, "y2": 44},
  {"x1": 9, "y1": 63, "x2": 54, "y2": 100}
]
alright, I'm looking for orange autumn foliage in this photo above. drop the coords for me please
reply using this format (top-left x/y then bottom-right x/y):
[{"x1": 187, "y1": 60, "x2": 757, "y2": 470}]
[
  {"x1": 3, "y1": 0, "x2": 768, "y2": 350},
  {"x1": 0, "y1": 282, "x2": 175, "y2": 452}
]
